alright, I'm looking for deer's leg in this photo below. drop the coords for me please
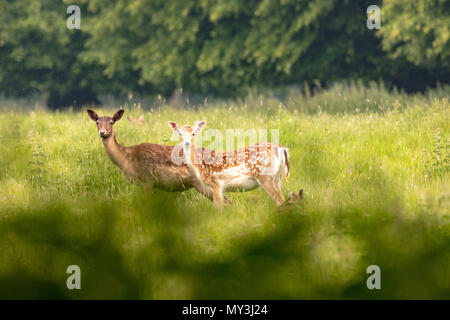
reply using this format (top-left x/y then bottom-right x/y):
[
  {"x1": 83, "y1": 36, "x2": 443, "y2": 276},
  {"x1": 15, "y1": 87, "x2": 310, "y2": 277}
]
[
  {"x1": 142, "y1": 180, "x2": 154, "y2": 193},
  {"x1": 192, "y1": 181, "x2": 231, "y2": 206},
  {"x1": 274, "y1": 171, "x2": 283, "y2": 195},
  {"x1": 212, "y1": 184, "x2": 224, "y2": 209},
  {"x1": 193, "y1": 182, "x2": 214, "y2": 201},
  {"x1": 257, "y1": 175, "x2": 285, "y2": 206},
  {"x1": 224, "y1": 195, "x2": 233, "y2": 206},
  {"x1": 125, "y1": 173, "x2": 135, "y2": 183}
]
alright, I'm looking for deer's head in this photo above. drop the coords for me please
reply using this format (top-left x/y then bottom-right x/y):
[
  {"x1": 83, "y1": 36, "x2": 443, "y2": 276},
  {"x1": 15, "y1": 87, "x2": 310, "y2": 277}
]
[
  {"x1": 87, "y1": 109, "x2": 124, "y2": 138},
  {"x1": 168, "y1": 121, "x2": 206, "y2": 147},
  {"x1": 285, "y1": 189, "x2": 304, "y2": 204}
]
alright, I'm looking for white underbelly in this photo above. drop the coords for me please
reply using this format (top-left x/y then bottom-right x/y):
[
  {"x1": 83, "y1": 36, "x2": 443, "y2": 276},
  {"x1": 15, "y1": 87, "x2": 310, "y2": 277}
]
[{"x1": 224, "y1": 176, "x2": 259, "y2": 192}]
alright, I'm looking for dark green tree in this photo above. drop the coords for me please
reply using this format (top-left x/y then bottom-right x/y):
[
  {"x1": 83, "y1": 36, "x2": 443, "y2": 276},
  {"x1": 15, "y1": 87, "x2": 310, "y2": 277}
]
[
  {"x1": 0, "y1": 0, "x2": 111, "y2": 108},
  {"x1": 82, "y1": 0, "x2": 389, "y2": 95},
  {"x1": 1, "y1": 0, "x2": 448, "y2": 102},
  {"x1": 379, "y1": 0, "x2": 450, "y2": 72},
  {"x1": 375, "y1": 0, "x2": 450, "y2": 91}
]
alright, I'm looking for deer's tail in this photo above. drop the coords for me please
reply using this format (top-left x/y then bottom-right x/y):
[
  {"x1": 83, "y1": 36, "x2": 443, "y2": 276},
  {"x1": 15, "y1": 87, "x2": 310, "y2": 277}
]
[{"x1": 278, "y1": 147, "x2": 290, "y2": 178}]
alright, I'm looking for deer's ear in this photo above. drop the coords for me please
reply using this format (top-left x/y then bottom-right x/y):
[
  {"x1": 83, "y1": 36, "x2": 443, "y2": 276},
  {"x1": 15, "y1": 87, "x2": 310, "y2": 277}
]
[
  {"x1": 195, "y1": 120, "x2": 206, "y2": 134},
  {"x1": 113, "y1": 109, "x2": 125, "y2": 122},
  {"x1": 298, "y1": 189, "x2": 304, "y2": 199},
  {"x1": 87, "y1": 109, "x2": 99, "y2": 121},
  {"x1": 168, "y1": 121, "x2": 179, "y2": 133}
]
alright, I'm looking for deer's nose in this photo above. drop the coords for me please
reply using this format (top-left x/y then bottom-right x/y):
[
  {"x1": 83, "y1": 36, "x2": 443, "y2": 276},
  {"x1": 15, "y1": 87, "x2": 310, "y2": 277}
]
[{"x1": 99, "y1": 130, "x2": 106, "y2": 136}]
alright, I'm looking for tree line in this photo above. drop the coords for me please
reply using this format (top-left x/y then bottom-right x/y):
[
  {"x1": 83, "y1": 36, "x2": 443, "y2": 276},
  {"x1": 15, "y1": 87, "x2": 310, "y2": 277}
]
[{"x1": 0, "y1": 0, "x2": 448, "y2": 108}]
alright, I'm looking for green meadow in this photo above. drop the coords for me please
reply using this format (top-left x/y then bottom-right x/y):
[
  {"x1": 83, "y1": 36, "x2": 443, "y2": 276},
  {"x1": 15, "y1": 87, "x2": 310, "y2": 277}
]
[{"x1": 0, "y1": 83, "x2": 449, "y2": 299}]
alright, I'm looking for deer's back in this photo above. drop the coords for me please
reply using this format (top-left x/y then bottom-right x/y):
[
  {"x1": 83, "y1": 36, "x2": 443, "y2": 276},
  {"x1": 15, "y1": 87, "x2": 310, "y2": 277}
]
[
  {"x1": 193, "y1": 142, "x2": 286, "y2": 185},
  {"x1": 197, "y1": 143, "x2": 282, "y2": 170},
  {"x1": 126, "y1": 143, "x2": 194, "y2": 190},
  {"x1": 127, "y1": 143, "x2": 176, "y2": 164}
]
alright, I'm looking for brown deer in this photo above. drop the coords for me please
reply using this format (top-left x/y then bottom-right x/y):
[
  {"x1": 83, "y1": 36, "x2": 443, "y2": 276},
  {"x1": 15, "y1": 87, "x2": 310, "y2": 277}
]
[
  {"x1": 168, "y1": 120, "x2": 290, "y2": 208},
  {"x1": 277, "y1": 189, "x2": 304, "y2": 212},
  {"x1": 86, "y1": 109, "x2": 217, "y2": 198},
  {"x1": 283, "y1": 189, "x2": 304, "y2": 205}
]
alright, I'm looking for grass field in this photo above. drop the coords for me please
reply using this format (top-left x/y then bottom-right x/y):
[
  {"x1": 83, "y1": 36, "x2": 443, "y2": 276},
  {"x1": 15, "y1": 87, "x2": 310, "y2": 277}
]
[{"x1": 0, "y1": 83, "x2": 449, "y2": 299}]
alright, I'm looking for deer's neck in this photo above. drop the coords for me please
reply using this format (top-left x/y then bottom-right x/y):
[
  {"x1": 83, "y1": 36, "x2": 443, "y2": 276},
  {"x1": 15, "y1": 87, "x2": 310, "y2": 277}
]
[
  {"x1": 102, "y1": 133, "x2": 132, "y2": 174},
  {"x1": 183, "y1": 143, "x2": 201, "y2": 181}
]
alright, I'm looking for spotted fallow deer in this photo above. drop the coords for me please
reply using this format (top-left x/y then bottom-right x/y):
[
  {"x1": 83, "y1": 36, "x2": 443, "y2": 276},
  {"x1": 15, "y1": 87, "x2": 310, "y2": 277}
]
[
  {"x1": 168, "y1": 121, "x2": 290, "y2": 208},
  {"x1": 86, "y1": 109, "x2": 217, "y2": 198}
]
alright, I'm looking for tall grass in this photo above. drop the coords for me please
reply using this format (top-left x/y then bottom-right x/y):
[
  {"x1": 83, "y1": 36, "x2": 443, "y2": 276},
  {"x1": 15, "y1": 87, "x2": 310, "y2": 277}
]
[{"x1": 0, "y1": 85, "x2": 449, "y2": 299}]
